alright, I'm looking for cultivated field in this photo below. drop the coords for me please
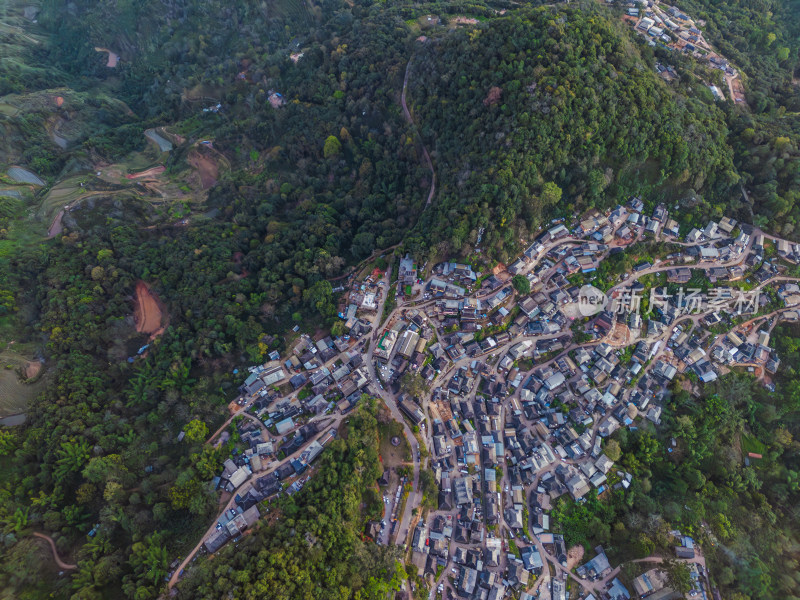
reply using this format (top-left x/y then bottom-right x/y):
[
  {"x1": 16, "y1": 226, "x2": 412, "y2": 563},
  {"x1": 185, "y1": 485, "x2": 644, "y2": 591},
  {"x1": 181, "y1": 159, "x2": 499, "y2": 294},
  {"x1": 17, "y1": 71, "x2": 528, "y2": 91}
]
[{"x1": 0, "y1": 349, "x2": 45, "y2": 417}]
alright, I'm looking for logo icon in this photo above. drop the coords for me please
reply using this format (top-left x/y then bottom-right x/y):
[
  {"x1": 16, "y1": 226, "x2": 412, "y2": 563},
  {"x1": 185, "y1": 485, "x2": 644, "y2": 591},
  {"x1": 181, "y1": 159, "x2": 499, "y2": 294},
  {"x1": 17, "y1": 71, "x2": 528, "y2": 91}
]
[{"x1": 578, "y1": 284, "x2": 608, "y2": 317}]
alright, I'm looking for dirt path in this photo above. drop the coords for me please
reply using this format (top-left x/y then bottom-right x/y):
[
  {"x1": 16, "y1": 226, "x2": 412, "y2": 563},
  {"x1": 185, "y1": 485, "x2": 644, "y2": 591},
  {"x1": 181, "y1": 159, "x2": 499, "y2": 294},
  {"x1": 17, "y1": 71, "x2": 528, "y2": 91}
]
[
  {"x1": 134, "y1": 281, "x2": 168, "y2": 339},
  {"x1": 318, "y1": 58, "x2": 435, "y2": 288},
  {"x1": 32, "y1": 532, "x2": 77, "y2": 571},
  {"x1": 94, "y1": 47, "x2": 119, "y2": 68},
  {"x1": 125, "y1": 165, "x2": 166, "y2": 179},
  {"x1": 46, "y1": 189, "x2": 122, "y2": 238},
  {"x1": 316, "y1": 59, "x2": 438, "y2": 289},
  {"x1": 327, "y1": 243, "x2": 401, "y2": 283},
  {"x1": 47, "y1": 210, "x2": 64, "y2": 238},
  {"x1": 401, "y1": 59, "x2": 436, "y2": 209}
]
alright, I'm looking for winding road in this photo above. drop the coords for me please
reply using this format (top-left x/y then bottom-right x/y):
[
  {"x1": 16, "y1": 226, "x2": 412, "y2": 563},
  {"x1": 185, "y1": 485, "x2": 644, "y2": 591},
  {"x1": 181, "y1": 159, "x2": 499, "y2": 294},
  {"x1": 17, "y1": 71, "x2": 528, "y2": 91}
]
[{"x1": 32, "y1": 532, "x2": 77, "y2": 571}]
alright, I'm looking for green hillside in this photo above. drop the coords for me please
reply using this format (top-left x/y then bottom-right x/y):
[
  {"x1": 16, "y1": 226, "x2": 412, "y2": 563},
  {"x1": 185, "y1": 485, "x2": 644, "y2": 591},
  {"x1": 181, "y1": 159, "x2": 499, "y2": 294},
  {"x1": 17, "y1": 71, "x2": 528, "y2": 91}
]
[{"x1": 0, "y1": 0, "x2": 799, "y2": 598}]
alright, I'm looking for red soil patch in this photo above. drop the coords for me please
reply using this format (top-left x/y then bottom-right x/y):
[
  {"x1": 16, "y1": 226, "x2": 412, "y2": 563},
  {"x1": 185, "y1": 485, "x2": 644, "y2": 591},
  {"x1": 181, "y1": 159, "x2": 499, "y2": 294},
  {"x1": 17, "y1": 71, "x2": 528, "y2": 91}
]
[
  {"x1": 24, "y1": 361, "x2": 42, "y2": 380},
  {"x1": 126, "y1": 165, "x2": 166, "y2": 180},
  {"x1": 133, "y1": 281, "x2": 168, "y2": 339},
  {"x1": 187, "y1": 150, "x2": 218, "y2": 189},
  {"x1": 55, "y1": 96, "x2": 64, "y2": 107},
  {"x1": 606, "y1": 321, "x2": 633, "y2": 346}
]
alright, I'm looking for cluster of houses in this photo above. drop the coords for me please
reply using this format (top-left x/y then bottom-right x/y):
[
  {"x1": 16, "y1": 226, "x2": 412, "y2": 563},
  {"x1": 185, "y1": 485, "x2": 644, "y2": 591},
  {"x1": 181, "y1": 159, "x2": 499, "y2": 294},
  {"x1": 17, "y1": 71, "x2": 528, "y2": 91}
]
[
  {"x1": 191, "y1": 181, "x2": 800, "y2": 597},
  {"x1": 342, "y1": 268, "x2": 388, "y2": 315},
  {"x1": 384, "y1": 197, "x2": 800, "y2": 599},
  {"x1": 629, "y1": 0, "x2": 709, "y2": 52},
  {"x1": 200, "y1": 317, "x2": 383, "y2": 555},
  {"x1": 623, "y1": 0, "x2": 746, "y2": 105},
  {"x1": 399, "y1": 351, "x2": 632, "y2": 598},
  {"x1": 202, "y1": 417, "x2": 332, "y2": 555},
  {"x1": 240, "y1": 326, "x2": 378, "y2": 421}
]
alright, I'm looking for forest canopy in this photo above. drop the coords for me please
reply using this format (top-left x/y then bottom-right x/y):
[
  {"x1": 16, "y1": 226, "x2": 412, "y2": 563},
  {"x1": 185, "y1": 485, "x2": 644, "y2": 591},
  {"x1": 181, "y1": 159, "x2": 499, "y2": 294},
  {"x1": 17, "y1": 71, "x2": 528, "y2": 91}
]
[{"x1": 1, "y1": 0, "x2": 800, "y2": 598}]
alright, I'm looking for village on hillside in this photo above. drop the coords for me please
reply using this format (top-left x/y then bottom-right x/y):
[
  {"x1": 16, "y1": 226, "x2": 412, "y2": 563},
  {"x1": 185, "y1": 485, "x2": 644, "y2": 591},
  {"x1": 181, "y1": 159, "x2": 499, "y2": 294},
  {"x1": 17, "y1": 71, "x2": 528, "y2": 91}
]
[
  {"x1": 618, "y1": 0, "x2": 747, "y2": 104},
  {"x1": 168, "y1": 196, "x2": 800, "y2": 600}
]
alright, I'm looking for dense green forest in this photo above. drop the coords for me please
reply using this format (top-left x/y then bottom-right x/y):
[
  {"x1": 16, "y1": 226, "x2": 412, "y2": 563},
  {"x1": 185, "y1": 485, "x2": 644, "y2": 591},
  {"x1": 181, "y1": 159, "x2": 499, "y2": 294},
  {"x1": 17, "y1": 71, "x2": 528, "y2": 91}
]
[
  {"x1": 1, "y1": 0, "x2": 800, "y2": 598},
  {"x1": 406, "y1": 9, "x2": 739, "y2": 261}
]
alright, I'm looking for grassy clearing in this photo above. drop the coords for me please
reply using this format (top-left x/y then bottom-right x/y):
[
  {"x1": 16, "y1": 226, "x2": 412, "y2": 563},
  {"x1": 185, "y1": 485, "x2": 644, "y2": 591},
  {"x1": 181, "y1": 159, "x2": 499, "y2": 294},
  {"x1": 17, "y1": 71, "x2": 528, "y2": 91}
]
[
  {"x1": 378, "y1": 418, "x2": 411, "y2": 469},
  {"x1": 741, "y1": 434, "x2": 766, "y2": 456}
]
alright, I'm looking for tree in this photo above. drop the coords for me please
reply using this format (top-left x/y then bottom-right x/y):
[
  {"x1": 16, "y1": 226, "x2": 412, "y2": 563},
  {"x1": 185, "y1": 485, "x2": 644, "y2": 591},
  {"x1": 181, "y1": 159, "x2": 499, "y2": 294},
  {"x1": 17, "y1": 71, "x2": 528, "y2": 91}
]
[
  {"x1": 541, "y1": 181, "x2": 563, "y2": 206},
  {"x1": 83, "y1": 454, "x2": 127, "y2": 484},
  {"x1": 350, "y1": 231, "x2": 375, "y2": 259},
  {"x1": 303, "y1": 280, "x2": 336, "y2": 318},
  {"x1": 603, "y1": 439, "x2": 622, "y2": 462},
  {"x1": 664, "y1": 558, "x2": 693, "y2": 594},
  {"x1": 323, "y1": 135, "x2": 342, "y2": 159},
  {"x1": 55, "y1": 439, "x2": 91, "y2": 482},
  {"x1": 419, "y1": 469, "x2": 438, "y2": 509},
  {"x1": 183, "y1": 419, "x2": 209, "y2": 443},
  {"x1": 96, "y1": 248, "x2": 113, "y2": 262},
  {"x1": 400, "y1": 372, "x2": 428, "y2": 399},
  {"x1": 128, "y1": 532, "x2": 168, "y2": 589},
  {"x1": 0, "y1": 429, "x2": 16, "y2": 455},
  {"x1": 720, "y1": 566, "x2": 736, "y2": 586},
  {"x1": 633, "y1": 532, "x2": 654, "y2": 557},
  {"x1": 331, "y1": 320, "x2": 346, "y2": 337},
  {"x1": 512, "y1": 274, "x2": 530, "y2": 295}
]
